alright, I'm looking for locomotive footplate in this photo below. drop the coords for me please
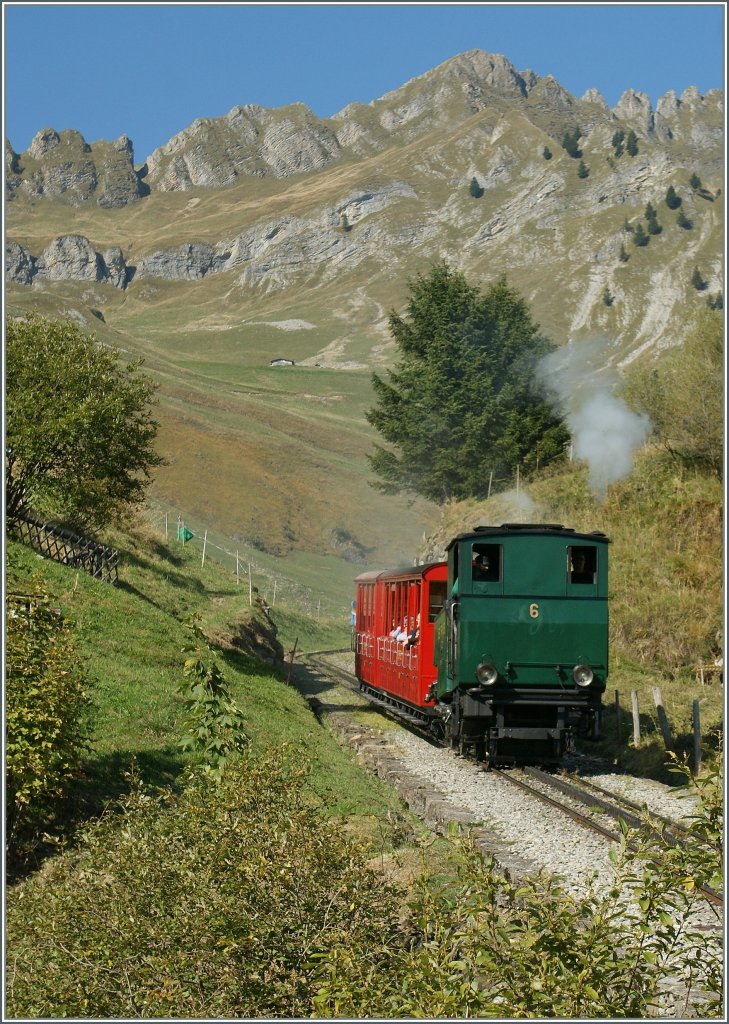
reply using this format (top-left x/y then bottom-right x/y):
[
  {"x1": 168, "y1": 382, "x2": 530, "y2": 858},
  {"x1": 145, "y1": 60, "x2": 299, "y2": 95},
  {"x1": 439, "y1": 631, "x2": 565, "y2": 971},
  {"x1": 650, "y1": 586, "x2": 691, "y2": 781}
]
[{"x1": 448, "y1": 685, "x2": 599, "y2": 763}]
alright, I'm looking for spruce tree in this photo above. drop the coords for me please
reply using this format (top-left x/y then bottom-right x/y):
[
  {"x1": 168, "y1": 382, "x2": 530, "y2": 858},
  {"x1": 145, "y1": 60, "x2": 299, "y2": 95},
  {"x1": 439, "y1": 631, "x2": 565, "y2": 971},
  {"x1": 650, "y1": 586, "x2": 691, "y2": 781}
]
[
  {"x1": 691, "y1": 267, "x2": 707, "y2": 291},
  {"x1": 543, "y1": 146, "x2": 552, "y2": 160},
  {"x1": 677, "y1": 210, "x2": 693, "y2": 230},
  {"x1": 366, "y1": 264, "x2": 568, "y2": 502},
  {"x1": 561, "y1": 128, "x2": 582, "y2": 158},
  {"x1": 577, "y1": 159, "x2": 589, "y2": 179},
  {"x1": 611, "y1": 129, "x2": 625, "y2": 157},
  {"x1": 646, "y1": 203, "x2": 662, "y2": 235},
  {"x1": 619, "y1": 243, "x2": 630, "y2": 262},
  {"x1": 665, "y1": 185, "x2": 682, "y2": 209},
  {"x1": 626, "y1": 130, "x2": 639, "y2": 156},
  {"x1": 633, "y1": 223, "x2": 649, "y2": 247},
  {"x1": 469, "y1": 177, "x2": 484, "y2": 198}
]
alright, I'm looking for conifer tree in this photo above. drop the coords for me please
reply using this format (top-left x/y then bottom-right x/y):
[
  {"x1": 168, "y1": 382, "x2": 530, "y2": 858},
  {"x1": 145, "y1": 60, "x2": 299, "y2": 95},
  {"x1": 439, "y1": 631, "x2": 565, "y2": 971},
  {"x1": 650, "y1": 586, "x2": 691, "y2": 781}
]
[
  {"x1": 677, "y1": 209, "x2": 693, "y2": 230},
  {"x1": 611, "y1": 129, "x2": 625, "y2": 157},
  {"x1": 577, "y1": 159, "x2": 589, "y2": 179},
  {"x1": 469, "y1": 177, "x2": 484, "y2": 198},
  {"x1": 626, "y1": 130, "x2": 639, "y2": 156},
  {"x1": 367, "y1": 264, "x2": 568, "y2": 502},
  {"x1": 633, "y1": 223, "x2": 649, "y2": 247},
  {"x1": 618, "y1": 243, "x2": 630, "y2": 262},
  {"x1": 665, "y1": 185, "x2": 682, "y2": 209},
  {"x1": 543, "y1": 146, "x2": 552, "y2": 160},
  {"x1": 691, "y1": 267, "x2": 707, "y2": 291},
  {"x1": 645, "y1": 203, "x2": 662, "y2": 235},
  {"x1": 561, "y1": 128, "x2": 582, "y2": 158}
]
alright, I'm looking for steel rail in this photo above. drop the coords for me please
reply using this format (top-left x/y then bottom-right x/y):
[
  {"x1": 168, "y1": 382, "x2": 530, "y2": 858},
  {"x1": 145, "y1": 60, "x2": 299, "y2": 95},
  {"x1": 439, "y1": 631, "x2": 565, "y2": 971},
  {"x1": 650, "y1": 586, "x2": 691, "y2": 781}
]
[{"x1": 305, "y1": 653, "x2": 723, "y2": 909}]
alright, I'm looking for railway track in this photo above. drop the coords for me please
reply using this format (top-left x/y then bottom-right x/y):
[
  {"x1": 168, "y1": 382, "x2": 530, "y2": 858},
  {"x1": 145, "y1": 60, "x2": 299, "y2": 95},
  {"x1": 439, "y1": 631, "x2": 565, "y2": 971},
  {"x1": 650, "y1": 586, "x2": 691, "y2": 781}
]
[
  {"x1": 492, "y1": 766, "x2": 723, "y2": 908},
  {"x1": 305, "y1": 650, "x2": 723, "y2": 910}
]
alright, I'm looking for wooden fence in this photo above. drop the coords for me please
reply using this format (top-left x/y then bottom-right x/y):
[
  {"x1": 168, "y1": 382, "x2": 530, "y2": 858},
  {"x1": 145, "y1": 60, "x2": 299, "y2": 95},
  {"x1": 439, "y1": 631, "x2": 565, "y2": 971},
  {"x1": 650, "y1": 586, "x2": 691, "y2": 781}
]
[{"x1": 10, "y1": 514, "x2": 119, "y2": 585}]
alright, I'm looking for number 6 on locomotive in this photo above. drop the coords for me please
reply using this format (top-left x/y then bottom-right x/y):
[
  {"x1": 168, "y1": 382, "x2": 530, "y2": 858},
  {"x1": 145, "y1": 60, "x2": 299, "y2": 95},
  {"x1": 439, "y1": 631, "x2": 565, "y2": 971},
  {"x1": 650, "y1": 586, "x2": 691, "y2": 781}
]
[{"x1": 353, "y1": 523, "x2": 609, "y2": 765}]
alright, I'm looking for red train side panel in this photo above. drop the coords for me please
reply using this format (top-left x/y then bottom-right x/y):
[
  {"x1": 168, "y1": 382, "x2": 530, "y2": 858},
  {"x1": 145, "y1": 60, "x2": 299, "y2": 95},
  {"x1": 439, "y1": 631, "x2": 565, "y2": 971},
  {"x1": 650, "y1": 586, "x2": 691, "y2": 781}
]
[{"x1": 353, "y1": 562, "x2": 448, "y2": 710}]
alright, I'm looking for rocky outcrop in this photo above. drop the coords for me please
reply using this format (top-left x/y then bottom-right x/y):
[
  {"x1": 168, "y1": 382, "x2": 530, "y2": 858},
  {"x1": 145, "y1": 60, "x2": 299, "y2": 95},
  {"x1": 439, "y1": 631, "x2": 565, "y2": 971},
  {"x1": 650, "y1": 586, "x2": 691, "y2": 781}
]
[
  {"x1": 5, "y1": 241, "x2": 36, "y2": 285},
  {"x1": 5, "y1": 128, "x2": 147, "y2": 206},
  {"x1": 135, "y1": 242, "x2": 228, "y2": 280},
  {"x1": 145, "y1": 103, "x2": 343, "y2": 191},
  {"x1": 6, "y1": 235, "x2": 129, "y2": 288}
]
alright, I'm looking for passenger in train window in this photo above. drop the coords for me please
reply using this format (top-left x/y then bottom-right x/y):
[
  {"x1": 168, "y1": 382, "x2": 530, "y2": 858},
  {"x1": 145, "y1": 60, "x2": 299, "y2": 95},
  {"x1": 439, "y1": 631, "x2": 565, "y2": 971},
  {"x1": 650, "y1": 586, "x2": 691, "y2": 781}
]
[{"x1": 405, "y1": 614, "x2": 420, "y2": 648}]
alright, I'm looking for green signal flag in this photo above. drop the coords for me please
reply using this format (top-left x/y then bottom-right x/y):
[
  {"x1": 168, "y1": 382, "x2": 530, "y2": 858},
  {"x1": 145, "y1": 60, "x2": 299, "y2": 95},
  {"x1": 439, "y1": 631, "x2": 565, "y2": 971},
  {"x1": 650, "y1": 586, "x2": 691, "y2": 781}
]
[{"x1": 178, "y1": 526, "x2": 194, "y2": 543}]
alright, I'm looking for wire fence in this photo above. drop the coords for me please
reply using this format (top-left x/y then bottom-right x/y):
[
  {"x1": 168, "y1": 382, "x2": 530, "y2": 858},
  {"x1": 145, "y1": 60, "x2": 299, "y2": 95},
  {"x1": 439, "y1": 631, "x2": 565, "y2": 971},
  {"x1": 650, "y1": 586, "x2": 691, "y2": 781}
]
[{"x1": 142, "y1": 502, "x2": 347, "y2": 620}]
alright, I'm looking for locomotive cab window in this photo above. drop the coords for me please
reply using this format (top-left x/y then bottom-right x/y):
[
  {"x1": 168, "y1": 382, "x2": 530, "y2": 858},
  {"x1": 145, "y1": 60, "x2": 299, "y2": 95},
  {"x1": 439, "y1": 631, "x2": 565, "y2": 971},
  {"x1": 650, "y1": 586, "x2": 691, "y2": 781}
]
[
  {"x1": 568, "y1": 545, "x2": 597, "y2": 584},
  {"x1": 471, "y1": 544, "x2": 501, "y2": 583}
]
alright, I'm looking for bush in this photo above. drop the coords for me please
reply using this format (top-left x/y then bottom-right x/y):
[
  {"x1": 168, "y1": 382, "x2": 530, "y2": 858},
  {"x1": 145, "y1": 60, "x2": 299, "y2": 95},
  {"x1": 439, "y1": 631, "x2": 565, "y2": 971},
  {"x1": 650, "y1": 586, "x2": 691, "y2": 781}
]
[
  {"x1": 314, "y1": 760, "x2": 723, "y2": 1018},
  {"x1": 5, "y1": 748, "x2": 403, "y2": 1019},
  {"x1": 5, "y1": 576, "x2": 91, "y2": 867}
]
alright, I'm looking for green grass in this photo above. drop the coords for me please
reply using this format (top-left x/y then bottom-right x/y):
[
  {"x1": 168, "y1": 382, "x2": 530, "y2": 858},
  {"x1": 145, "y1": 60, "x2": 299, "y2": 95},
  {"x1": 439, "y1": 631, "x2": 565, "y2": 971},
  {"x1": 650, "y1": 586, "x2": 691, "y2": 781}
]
[{"x1": 5, "y1": 521, "x2": 407, "y2": 853}]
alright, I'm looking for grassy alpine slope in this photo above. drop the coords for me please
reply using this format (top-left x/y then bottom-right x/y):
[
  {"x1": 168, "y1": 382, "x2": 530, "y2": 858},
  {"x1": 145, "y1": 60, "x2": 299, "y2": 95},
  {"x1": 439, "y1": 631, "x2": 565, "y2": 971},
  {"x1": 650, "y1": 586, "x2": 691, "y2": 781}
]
[{"x1": 4, "y1": 519, "x2": 407, "y2": 867}]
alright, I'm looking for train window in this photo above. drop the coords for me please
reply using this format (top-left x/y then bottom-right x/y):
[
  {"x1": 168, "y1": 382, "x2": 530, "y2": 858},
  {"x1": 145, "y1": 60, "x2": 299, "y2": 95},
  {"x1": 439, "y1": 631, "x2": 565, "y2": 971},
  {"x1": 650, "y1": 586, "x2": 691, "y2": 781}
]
[
  {"x1": 568, "y1": 546, "x2": 597, "y2": 584},
  {"x1": 428, "y1": 580, "x2": 447, "y2": 621},
  {"x1": 471, "y1": 544, "x2": 501, "y2": 583}
]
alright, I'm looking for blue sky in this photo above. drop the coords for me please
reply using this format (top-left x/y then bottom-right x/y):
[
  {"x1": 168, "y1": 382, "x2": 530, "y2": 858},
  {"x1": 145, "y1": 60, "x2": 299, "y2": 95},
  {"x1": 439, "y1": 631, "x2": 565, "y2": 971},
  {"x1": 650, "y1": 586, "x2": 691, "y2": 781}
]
[{"x1": 3, "y1": 2, "x2": 726, "y2": 164}]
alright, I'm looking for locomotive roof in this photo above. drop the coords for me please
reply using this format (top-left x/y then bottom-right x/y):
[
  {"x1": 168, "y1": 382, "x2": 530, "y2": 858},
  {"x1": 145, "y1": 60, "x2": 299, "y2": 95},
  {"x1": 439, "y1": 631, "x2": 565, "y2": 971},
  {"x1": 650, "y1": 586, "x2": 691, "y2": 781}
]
[{"x1": 446, "y1": 523, "x2": 609, "y2": 551}]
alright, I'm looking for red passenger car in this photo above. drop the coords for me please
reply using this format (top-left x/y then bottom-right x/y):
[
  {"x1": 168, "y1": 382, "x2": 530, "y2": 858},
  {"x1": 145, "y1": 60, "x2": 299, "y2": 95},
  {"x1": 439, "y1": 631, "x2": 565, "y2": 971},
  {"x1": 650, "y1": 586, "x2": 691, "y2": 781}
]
[{"x1": 353, "y1": 562, "x2": 448, "y2": 714}]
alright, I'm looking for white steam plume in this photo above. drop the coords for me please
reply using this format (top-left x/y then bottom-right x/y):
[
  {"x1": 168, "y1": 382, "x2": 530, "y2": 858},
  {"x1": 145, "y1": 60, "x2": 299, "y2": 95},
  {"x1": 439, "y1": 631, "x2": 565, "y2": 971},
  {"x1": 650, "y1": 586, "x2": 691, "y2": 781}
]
[{"x1": 536, "y1": 338, "x2": 651, "y2": 498}]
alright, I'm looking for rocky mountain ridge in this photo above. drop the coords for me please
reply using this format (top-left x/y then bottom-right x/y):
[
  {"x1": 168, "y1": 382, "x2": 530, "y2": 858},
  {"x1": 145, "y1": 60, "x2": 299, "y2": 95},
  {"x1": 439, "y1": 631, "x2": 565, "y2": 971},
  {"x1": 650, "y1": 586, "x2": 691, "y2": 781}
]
[{"x1": 5, "y1": 49, "x2": 724, "y2": 364}]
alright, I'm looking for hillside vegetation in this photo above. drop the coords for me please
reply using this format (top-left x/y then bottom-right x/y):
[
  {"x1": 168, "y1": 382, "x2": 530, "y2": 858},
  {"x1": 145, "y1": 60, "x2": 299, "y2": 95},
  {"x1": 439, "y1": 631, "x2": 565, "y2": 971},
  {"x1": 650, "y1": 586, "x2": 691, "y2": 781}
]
[{"x1": 5, "y1": 503, "x2": 723, "y2": 1018}]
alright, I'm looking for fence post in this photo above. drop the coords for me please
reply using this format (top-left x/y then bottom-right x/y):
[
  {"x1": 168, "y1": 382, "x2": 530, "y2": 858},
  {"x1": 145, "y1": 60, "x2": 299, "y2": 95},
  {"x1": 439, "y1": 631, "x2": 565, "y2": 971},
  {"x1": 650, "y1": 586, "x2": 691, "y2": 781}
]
[
  {"x1": 272, "y1": 579, "x2": 277, "y2": 606},
  {"x1": 236, "y1": 550, "x2": 240, "y2": 586},
  {"x1": 692, "y1": 699, "x2": 701, "y2": 775},
  {"x1": 652, "y1": 686, "x2": 674, "y2": 752},
  {"x1": 614, "y1": 689, "x2": 622, "y2": 743},
  {"x1": 248, "y1": 563, "x2": 252, "y2": 606},
  {"x1": 201, "y1": 529, "x2": 208, "y2": 568},
  {"x1": 631, "y1": 690, "x2": 641, "y2": 748},
  {"x1": 487, "y1": 471, "x2": 493, "y2": 499}
]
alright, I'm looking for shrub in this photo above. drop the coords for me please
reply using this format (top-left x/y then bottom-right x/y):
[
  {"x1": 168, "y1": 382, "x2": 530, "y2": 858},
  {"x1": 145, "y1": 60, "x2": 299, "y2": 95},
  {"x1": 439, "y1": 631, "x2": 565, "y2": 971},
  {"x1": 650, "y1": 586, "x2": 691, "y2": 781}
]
[
  {"x1": 5, "y1": 748, "x2": 403, "y2": 1019},
  {"x1": 178, "y1": 617, "x2": 249, "y2": 779},
  {"x1": 313, "y1": 760, "x2": 723, "y2": 1018},
  {"x1": 5, "y1": 576, "x2": 91, "y2": 867}
]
